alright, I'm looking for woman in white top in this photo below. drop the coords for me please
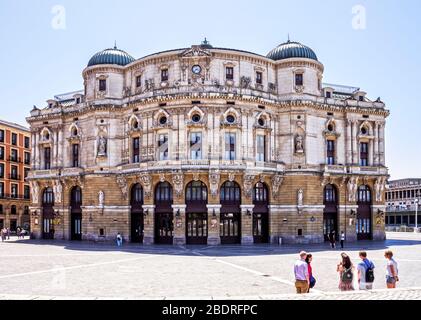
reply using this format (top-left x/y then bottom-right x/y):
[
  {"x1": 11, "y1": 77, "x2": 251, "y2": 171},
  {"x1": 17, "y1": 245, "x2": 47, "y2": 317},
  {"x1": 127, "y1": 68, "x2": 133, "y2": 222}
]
[{"x1": 384, "y1": 250, "x2": 399, "y2": 289}]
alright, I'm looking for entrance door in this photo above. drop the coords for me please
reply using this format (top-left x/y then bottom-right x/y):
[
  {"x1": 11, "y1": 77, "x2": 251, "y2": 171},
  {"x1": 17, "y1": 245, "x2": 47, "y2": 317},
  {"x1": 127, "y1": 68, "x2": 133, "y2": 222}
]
[
  {"x1": 10, "y1": 219, "x2": 17, "y2": 233},
  {"x1": 131, "y1": 211, "x2": 144, "y2": 243},
  {"x1": 357, "y1": 185, "x2": 372, "y2": 241},
  {"x1": 186, "y1": 213, "x2": 208, "y2": 245},
  {"x1": 323, "y1": 185, "x2": 338, "y2": 241},
  {"x1": 71, "y1": 213, "x2": 82, "y2": 241},
  {"x1": 220, "y1": 213, "x2": 241, "y2": 244},
  {"x1": 253, "y1": 213, "x2": 269, "y2": 244},
  {"x1": 0, "y1": 219, "x2": 3, "y2": 229},
  {"x1": 42, "y1": 211, "x2": 54, "y2": 240},
  {"x1": 155, "y1": 212, "x2": 174, "y2": 244},
  {"x1": 323, "y1": 213, "x2": 337, "y2": 241}
]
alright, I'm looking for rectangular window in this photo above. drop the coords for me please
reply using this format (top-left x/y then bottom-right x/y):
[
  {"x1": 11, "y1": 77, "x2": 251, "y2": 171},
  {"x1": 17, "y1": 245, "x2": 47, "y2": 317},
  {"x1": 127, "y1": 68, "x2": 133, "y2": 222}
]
[
  {"x1": 327, "y1": 140, "x2": 335, "y2": 165},
  {"x1": 295, "y1": 73, "x2": 303, "y2": 86},
  {"x1": 0, "y1": 146, "x2": 3, "y2": 160},
  {"x1": 11, "y1": 165, "x2": 18, "y2": 180},
  {"x1": 99, "y1": 79, "x2": 107, "y2": 92},
  {"x1": 158, "y1": 134, "x2": 169, "y2": 161},
  {"x1": 11, "y1": 149, "x2": 18, "y2": 162},
  {"x1": 24, "y1": 167, "x2": 29, "y2": 179},
  {"x1": 256, "y1": 135, "x2": 266, "y2": 162},
  {"x1": 136, "y1": 75, "x2": 142, "y2": 88},
  {"x1": 133, "y1": 137, "x2": 140, "y2": 163},
  {"x1": 24, "y1": 185, "x2": 30, "y2": 200},
  {"x1": 11, "y1": 184, "x2": 18, "y2": 198},
  {"x1": 0, "y1": 130, "x2": 4, "y2": 143},
  {"x1": 72, "y1": 144, "x2": 79, "y2": 168},
  {"x1": 24, "y1": 136, "x2": 30, "y2": 149},
  {"x1": 24, "y1": 152, "x2": 30, "y2": 165},
  {"x1": 226, "y1": 67, "x2": 234, "y2": 80},
  {"x1": 44, "y1": 147, "x2": 51, "y2": 170},
  {"x1": 256, "y1": 72, "x2": 263, "y2": 85},
  {"x1": 0, "y1": 182, "x2": 3, "y2": 198},
  {"x1": 161, "y1": 69, "x2": 169, "y2": 82},
  {"x1": 326, "y1": 91, "x2": 332, "y2": 98},
  {"x1": 190, "y1": 132, "x2": 202, "y2": 160},
  {"x1": 360, "y1": 142, "x2": 369, "y2": 166},
  {"x1": 225, "y1": 133, "x2": 236, "y2": 160},
  {"x1": 0, "y1": 164, "x2": 3, "y2": 178},
  {"x1": 12, "y1": 133, "x2": 17, "y2": 146}
]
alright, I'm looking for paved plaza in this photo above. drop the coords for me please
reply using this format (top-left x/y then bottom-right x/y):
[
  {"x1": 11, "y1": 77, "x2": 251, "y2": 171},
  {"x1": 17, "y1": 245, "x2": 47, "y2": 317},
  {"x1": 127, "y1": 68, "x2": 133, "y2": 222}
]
[{"x1": 0, "y1": 232, "x2": 421, "y2": 300}]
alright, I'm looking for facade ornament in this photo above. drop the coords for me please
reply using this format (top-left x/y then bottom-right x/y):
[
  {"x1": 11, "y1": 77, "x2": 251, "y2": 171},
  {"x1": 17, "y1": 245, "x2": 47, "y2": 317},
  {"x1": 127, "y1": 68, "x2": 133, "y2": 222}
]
[
  {"x1": 159, "y1": 173, "x2": 166, "y2": 183},
  {"x1": 139, "y1": 174, "x2": 152, "y2": 198},
  {"x1": 347, "y1": 177, "x2": 359, "y2": 202},
  {"x1": 172, "y1": 172, "x2": 184, "y2": 198},
  {"x1": 228, "y1": 173, "x2": 236, "y2": 182},
  {"x1": 321, "y1": 175, "x2": 331, "y2": 187},
  {"x1": 98, "y1": 190, "x2": 105, "y2": 207},
  {"x1": 298, "y1": 189, "x2": 304, "y2": 207},
  {"x1": 243, "y1": 174, "x2": 255, "y2": 198},
  {"x1": 295, "y1": 134, "x2": 305, "y2": 154},
  {"x1": 192, "y1": 172, "x2": 200, "y2": 182},
  {"x1": 97, "y1": 135, "x2": 107, "y2": 157},
  {"x1": 116, "y1": 175, "x2": 128, "y2": 200},
  {"x1": 30, "y1": 181, "x2": 39, "y2": 205},
  {"x1": 240, "y1": 76, "x2": 251, "y2": 89},
  {"x1": 375, "y1": 177, "x2": 386, "y2": 202},
  {"x1": 53, "y1": 180, "x2": 63, "y2": 204},
  {"x1": 271, "y1": 175, "x2": 284, "y2": 198},
  {"x1": 209, "y1": 170, "x2": 220, "y2": 198}
]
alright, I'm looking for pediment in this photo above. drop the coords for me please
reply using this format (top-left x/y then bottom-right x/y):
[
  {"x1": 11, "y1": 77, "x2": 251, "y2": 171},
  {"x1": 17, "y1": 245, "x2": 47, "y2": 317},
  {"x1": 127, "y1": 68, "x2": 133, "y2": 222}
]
[{"x1": 180, "y1": 45, "x2": 212, "y2": 58}]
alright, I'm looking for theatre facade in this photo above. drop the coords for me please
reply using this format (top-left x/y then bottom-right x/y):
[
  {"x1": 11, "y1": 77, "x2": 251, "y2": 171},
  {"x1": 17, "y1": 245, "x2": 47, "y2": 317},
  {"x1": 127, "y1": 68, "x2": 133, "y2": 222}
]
[{"x1": 26, "y1": 39, "x2": 390, "y2": 245}]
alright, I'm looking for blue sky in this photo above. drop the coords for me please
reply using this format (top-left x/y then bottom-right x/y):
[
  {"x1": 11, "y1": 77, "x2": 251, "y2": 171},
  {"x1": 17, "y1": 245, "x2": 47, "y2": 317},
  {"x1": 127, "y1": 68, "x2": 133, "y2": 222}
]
[{"x1": 0, "y1": 0, "x2": 419, "y2": 180}]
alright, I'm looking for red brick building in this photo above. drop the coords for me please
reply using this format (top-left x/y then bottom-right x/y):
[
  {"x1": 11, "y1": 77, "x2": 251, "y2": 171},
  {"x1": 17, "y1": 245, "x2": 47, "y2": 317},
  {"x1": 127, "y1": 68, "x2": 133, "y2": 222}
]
[{"x1": 0, "y1": 120, "x2": 31, "y2": 232}]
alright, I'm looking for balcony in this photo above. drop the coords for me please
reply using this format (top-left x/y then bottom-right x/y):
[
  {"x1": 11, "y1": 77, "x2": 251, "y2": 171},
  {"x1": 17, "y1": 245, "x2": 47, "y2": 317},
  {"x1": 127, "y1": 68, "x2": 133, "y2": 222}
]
[{"x1": 322, "y1": 165, "x2": 388, "y2": 176}]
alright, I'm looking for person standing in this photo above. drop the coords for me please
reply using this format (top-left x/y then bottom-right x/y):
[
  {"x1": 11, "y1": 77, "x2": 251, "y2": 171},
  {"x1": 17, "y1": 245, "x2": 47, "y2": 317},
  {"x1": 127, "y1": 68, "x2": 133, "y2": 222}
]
[
  {"x1": 357, "y1": 251, "x2": 375, "y2": 290},
  {"x1": 384, "y1": 250, "x2": 399, "y2": 289},
  {"x1": 116, "y1": 233, "x2": 123, "y2": 247},
  {"x1": 337, "y1": 253, "x2": 355, "y2": 291},
  {"x1": 6, "y1": 228, "x2": 10, "y2": 240},
  {"x1": 306, "y1": 254, "x2": 316, "y2": 292},
  {"x1": 0, "y1": 228, "x2": 5, "y2": 242},
  {"x1": 340, "y1": 231, "x2": 345, "y2": 249},
  {"x1": 329, "y1": 230, "x2": 336, "y2": 249},
  {"x1": 294, "y1": 251, "x2": 310, "y2": 294}
]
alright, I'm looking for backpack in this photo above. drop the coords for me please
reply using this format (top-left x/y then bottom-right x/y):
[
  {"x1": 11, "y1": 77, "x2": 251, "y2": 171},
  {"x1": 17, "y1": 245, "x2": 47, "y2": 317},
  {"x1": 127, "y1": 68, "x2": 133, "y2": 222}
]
[
  {"x1": 341, "y1": 267, "x2": 353, "y2": 283},
  {"x1": 364, "y1": 260, "x2": 375, "y2": 283}
]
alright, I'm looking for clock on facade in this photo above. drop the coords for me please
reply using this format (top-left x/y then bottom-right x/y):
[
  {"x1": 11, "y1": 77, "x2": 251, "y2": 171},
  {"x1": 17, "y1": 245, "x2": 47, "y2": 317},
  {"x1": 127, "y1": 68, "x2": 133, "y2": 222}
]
[{"x1": 192, "y1": 65, "x2": 202, "y2": 75}]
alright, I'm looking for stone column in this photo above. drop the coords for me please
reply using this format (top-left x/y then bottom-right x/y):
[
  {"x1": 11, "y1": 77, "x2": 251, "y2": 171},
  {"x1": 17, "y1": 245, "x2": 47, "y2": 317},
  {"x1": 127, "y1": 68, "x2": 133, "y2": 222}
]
[
  {"x1": 379, "y1": 123, "x2": 386, "y2": 166},
  {"x1": 172, "y1": 204, "x2": 187, "y2": 245},
  {"x1": 240, "y1": 204, "x2": 254, "y2": 245},
  {"x1": 142, "y1": 205, "x2": 155, "y2": 245},
  {"x1": 29, "y1": 206, "x2": 42, "y2": 239},
  {"x1": 268, "y1": 205, "x2": 282, "y2": 244},
  {"x1": 31, "y1": 133, "x2": 36, "y2": 170},
  {"x1": 207, "y1": 204, "x2": 221, "y2": 245},
  {"x1": 54, "y1": 206, "x2": 70, "y2": 241},
  {"x1": 352, "y1": 121, "x2": 358, "y2": 165},
  {"x1": 346, "y1": 120, "x2": 352, "y2": 165},
  {"x1": 58, "y1": 130, "x2": 63, "y2": 168},
  {"x1": 374, "y1": 122, "x2": 379, "y2": 166},
  {"x1": 369, "y1": 139, "x2": 374, "y2": 166}
]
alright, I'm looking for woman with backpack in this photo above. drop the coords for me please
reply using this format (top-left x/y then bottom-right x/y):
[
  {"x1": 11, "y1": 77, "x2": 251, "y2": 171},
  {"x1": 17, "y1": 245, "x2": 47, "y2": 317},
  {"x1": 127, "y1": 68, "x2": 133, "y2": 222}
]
[{"x1": 337, "y1": 253, "x2": 355, "y2": 291}]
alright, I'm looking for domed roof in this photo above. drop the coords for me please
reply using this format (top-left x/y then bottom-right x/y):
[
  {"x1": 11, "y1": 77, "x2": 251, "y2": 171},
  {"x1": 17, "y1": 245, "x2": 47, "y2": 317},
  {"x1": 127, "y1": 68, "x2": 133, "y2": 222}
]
[
  {"x1": 87, "y1": 45, "x2": 135, "y2": 67},
  {"x1": 267, "y1": 40, "x2": 318, "y2": 61}
]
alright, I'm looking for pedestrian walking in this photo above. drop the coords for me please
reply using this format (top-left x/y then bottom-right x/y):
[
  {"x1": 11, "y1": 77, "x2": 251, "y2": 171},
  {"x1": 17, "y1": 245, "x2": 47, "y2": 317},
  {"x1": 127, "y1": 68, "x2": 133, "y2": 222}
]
[
  {"x1": 357, "y1": 251, "x2": 375, "y2": 290},
  {"x1": 329, "y1": 230, "x2": 336, "y2": 249},
  {"x1": 294, "y1": 251, "x2": 310, "y2": 294},
  {"x1": 0, "y1": 228, "x2": 5, "y2": 242},
  {"x1": 17, "y1": 227, "x2": 21, "y2": 239},
  {"x1": 337, "y1": 253, "x2": 355, "y2": 291},
  {"x1": 6, "y1": 228, "x2": 10, "y2": 240},
  {"x1": 306, "y1": 254, "x2": 316, "y2": 292},
  {"x1": 116, "y1": 233, "x2": 123, "y2": 247},
  {"x1": 340, "y1": 231, "x2": 345, "y2": 249},
  {"x1": 384, "y1": 250, "x2": 399, "y2": 289}
]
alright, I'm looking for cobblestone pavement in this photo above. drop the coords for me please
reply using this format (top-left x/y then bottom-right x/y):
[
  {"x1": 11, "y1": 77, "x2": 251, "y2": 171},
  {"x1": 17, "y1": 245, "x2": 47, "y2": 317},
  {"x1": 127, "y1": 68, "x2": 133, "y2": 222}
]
[{"x1": 0, "y1": 232, "x2": 420, "y2": 300}]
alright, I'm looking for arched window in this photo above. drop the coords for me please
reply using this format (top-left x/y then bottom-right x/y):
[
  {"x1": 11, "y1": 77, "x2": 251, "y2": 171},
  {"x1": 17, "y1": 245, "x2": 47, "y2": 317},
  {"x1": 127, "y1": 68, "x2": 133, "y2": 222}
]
[
  {"x1": 42, "y1": 188, "x2": 54, "y2": 205},
  {"x1": 71, "y1": 187, "x2": 82, "y2": 205},
  {"x1": 11, "y1": 205, "x2": 17, "y2": 215},
  {"x1": 155, "y1": 182, "x2": 173, "y2": 202},
  {"x1": 220, "y1": 181, "x2": 241, "y2": 202},
  {"x1": 324, "y1": 184, "x2": 337, "y2": 203},
  {"x1": 186, "y1": 181, "x2": 207, "y2": 202},
  {"x1": 253, "y1": 182, "x2": 268, "y2": 202},
  {"x1": 131, "y1": 184, "x2": 144, "y2": 205},
  {"x1": 358, "y1": 185, "x2": 372, "y2": 203}
]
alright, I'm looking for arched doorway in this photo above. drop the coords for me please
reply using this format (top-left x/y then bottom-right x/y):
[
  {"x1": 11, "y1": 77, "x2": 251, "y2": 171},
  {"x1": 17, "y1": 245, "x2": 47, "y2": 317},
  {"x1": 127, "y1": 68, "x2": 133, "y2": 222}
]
[
  {"x1": 253, "y1": 182, "x2": 269, "y2": 244},
  {"x1": 186, "y1": 181, "x2": 208, "y2": 245},
  {"x1": 130, "y1": 184, "x2": 144, "y2": 243},
  {"x1": 42, "y1": 188, "x2": 55, "y2": 240},
  {"x1": 220, "y1": 181, "x2": 241, "y2": 245},
  {"x1": 70, "y1": 187, "x2": 82, "y2": 241},
  {"x1": 323, "y1": 184, "x2": 338, "y2": 241},
  {"x1": 155, "y1": 182, "x2": 174, "y2": 245},
  {"x1": 357, "y1": 185, "x2": 372, "y2": 240}
]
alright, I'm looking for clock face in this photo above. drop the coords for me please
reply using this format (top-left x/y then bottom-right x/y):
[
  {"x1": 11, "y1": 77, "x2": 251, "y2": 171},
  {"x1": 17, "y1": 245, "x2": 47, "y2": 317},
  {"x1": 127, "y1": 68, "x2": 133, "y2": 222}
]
[{"x1": 192, "y1": 65, "x2": 202, "y2": 74}]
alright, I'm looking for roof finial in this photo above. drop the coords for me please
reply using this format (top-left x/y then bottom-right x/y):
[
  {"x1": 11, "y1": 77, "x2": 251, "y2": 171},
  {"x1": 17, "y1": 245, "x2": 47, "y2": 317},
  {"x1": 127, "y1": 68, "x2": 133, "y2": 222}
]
[
  {"x1": 287, "y1": 33, "x2": 290, "y2": 42},
  {"x1": 114, "y1": 40, "x2": 117, "y2": 49},
  {"x1": 203, "y1": 37, "x2": 209, "y2": 45}
]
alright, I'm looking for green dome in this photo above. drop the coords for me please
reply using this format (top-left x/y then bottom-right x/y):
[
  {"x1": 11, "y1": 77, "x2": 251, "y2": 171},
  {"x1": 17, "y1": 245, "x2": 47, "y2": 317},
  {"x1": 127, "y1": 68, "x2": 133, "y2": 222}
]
[
  {"x1": 88, "y1": 46, "x2": 135, "y2": 67},
  {"x1": 267, "y1": 41, "x2": 318, "y2": 61}
]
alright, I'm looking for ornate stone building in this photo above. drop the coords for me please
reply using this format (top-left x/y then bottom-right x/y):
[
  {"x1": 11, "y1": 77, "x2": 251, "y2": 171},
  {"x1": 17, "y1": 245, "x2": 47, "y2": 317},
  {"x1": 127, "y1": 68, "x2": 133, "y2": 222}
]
[{"x1": 27, "y1": 39, "x2": 389, "y2": 244}]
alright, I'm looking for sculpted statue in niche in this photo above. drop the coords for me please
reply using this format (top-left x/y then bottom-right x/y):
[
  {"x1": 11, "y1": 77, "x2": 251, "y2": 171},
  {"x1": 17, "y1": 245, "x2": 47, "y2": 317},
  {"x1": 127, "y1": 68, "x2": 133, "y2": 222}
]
[
  {"x1": 298, "y1": 189, "x2": 304, "y2": 206},
  {"x1": 295, "y1": 134, "x2": 304, "y2": 154},
  {"x1": 98, "y1": 190, "x2": 105, "y2": 207},
  {"x1": 97, "y1": 135, "x2": 107, "y2": 157}
]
